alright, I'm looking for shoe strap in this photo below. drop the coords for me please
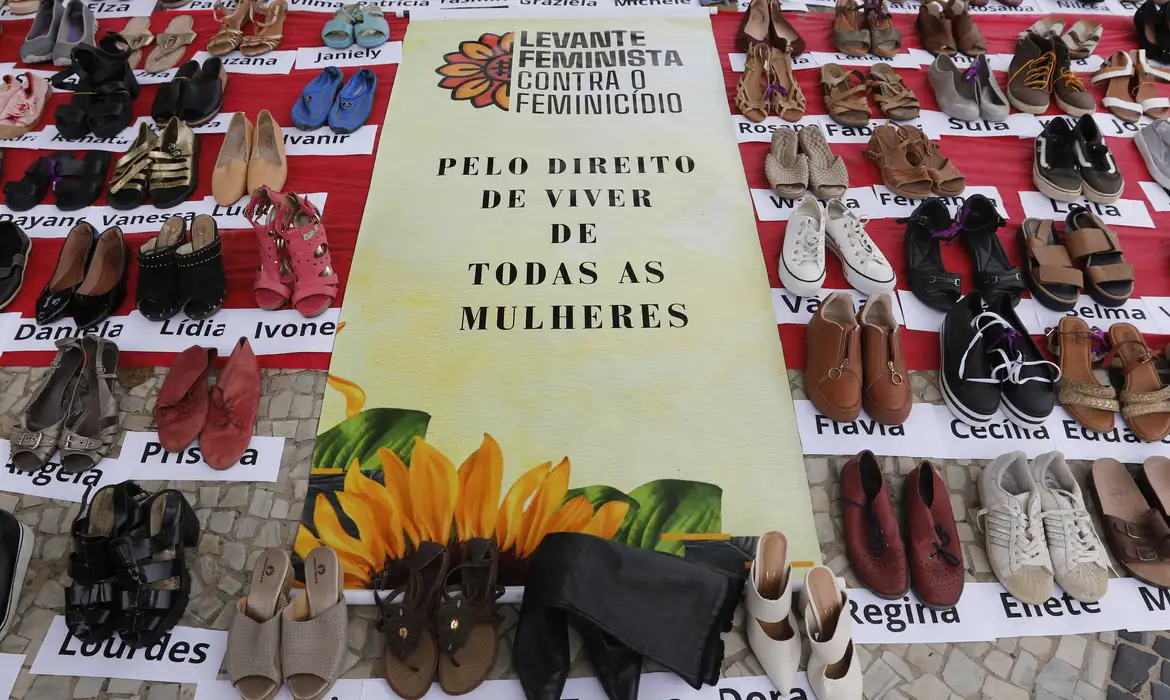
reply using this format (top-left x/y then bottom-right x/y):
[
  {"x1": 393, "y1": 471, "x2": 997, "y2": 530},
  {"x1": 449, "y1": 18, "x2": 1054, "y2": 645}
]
[{"x1": 744, "y1": 564, "x2": 793, "y2": 623}]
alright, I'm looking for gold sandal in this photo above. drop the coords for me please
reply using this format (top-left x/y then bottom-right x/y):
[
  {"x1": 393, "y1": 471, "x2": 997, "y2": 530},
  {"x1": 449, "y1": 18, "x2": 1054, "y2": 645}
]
[
  {"x1": 108, "y1": 122, "x2": 159, "y2": 210},
  {"x1": 240, "y1": 0, "x2": 288, "y2": 57},
  {"x1": 766, "y1": 46, "x2": 804, "y2": 122},
  {"x1": 209, "y1": 0, "x2": 253, "y2": 56}
]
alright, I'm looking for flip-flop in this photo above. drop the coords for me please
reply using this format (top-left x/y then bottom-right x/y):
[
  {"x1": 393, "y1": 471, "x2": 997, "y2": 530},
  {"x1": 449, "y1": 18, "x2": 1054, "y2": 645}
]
[
  {"x1": 145, "y1": 15, "x2": 196, "y2": 74},
  {"x1": 228, "y1": 548, "x2": 292, "y2": 700},
  {"x1": 119, "y1": 17, "x2": 153, "y2": 71}
]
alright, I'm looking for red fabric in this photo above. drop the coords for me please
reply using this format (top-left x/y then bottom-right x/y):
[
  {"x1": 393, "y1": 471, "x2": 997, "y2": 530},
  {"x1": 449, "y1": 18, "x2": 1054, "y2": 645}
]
[
  {"x1": 0, "y1": 11, "x2": 405, "y2": 368},
  {"x1": 715, "y1": 11, "x2": 1170, "y2": 370}
]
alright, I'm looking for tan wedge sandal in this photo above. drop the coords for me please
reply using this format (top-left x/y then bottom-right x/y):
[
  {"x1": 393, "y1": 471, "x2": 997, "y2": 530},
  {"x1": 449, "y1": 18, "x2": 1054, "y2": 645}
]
[
  {"x1": 736, "y1": 44, "x2": 770, "y2": 123},
  {"x1": 1090, "y1": 458, "x2": 1170, "y2": 588},
  {"x1": 229, "y1": 548, "x2": 293, "y2": 700},
  {"x1": 1103, "y1": 323, "x2": 1170, "y2": 442},
  {"x1": 1046, "y1": 316, "x2": 1116, "y2": 433},
  {"x1": 282, "y1": 547, "x2": 347, "y2": 700},
  {"x1": 1092, "y1": 50, "x2": 1142, "y2": 123}
]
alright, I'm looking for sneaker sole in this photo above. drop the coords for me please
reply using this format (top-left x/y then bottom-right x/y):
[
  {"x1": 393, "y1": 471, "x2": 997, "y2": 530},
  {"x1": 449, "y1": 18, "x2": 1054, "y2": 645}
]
[
  {"x1": 1054, "y1": 94, "x2": 1095, "y2": 118},
  {"x1": 999, "y1": 393, "x2": 1049, "y2": 428},
  {"x1": 939, "y1": 317, "x2": 997, "y2": 426},
  {"x1": 1081, "y1": 179, "x2": 1123, "y2": 205},
  {"x1": 1009, "y1": 92, "x2": 1049, "y2": 115},
  {"x1": 0, "y1": 522, "x2": 33, "y2": 642},
  {"x1": 1032, "y1": 162, "x2": 1081, "y2": 202},
  {"x1": 777, "y1": 258, "x2": 825, "y2": 298},
  {"x1": 825, "y1": 236, "x2": 895, "y2": 297},
  {"x1": 1136, "y1": 132, "x2": 1170, "y2": 191}
]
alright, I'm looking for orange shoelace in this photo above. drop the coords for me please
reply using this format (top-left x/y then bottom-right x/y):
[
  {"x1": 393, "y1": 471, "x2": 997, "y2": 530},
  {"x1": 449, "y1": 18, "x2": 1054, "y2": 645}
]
[
  {"x1": 1059, "y1": 67, "x2": 1085, "y2": 93},
  {"x1": 1010, "y1": 50, "x2": 1056, "y2": 91}
]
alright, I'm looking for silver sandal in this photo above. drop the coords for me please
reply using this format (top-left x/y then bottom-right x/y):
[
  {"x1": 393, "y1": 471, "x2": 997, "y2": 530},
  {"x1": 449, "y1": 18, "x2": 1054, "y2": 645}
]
[
  {"x1": 10, "y1": 337, "x2": 86, "y2": 471},
  {"x1": 59, "y1": 336, "x2": 121, "y2": 473}
]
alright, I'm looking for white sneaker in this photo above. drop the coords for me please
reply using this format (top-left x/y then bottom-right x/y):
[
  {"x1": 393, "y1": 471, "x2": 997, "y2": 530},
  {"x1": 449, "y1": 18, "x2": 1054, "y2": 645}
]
[
  {"x1": 801, "y1": 566, "x2": 862, "y2": 700},
  {"x1": 779, "y1": 195, "x2": 826, "y2": 297},
  {"x1": 979, "y1": 451, "x2": 1055, "y2": 604},
  {"x1": 1031, "y1": 451, "x2": 1110, "y2": 603},
  {"x1": 824, "y1": 199, "x2": 895, "y2": 295},
  {"x1": 745, "y1": 532, "x2": 801, "y2": 696}
]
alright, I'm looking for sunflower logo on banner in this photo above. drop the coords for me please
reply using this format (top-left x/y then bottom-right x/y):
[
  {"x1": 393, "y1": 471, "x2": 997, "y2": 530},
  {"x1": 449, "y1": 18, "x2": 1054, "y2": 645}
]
[{"x1": 434, "y1": 32, "x2": 513, "y2": 111}]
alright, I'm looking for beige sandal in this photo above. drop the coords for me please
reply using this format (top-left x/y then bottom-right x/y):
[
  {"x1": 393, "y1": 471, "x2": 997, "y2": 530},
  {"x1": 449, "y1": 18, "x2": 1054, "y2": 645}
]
[
  {"x1": 1062, "y1": 19, "x2": 1102, "y2": 59},
  {"x1": 767, "y1": 46, "x2": 804, "y2": 122},
  {"x1": 821, "y1": 63, "x2": 871, "y2": 127},
  {"x1": 1091, "y1": 458, "x2": 1170, "y2": 587},
  {"x1": 209, "y1": 0, "x2": 253, "y2": 56},
  {"x1": 868, "y1": 63, "x2": 919, "y2": 121},
  {"x1": 282, "y1": 547, "x2": 347, "y2": 700},
  {"x1": 1092, "y1": 50, "x2": 1142, "y2": 123},
  {"x1": 1134, "y1": 50, "x2": 1170, "y2": 119},
  {"x1": 119, "y1": 17, "x2": 154, "y2": 71},
  {"x1": 736, "y1": 44, "x2": 770, "y2": 123},
  {"x1": 228, "y1": 548, "x2": 293, "y2": 700},
  {"x1": 765, "y1": 126, "x2": 809, "y2": 198},
  {"x1": 145, "y1": 15, "x2": 197, "y2": 74}
]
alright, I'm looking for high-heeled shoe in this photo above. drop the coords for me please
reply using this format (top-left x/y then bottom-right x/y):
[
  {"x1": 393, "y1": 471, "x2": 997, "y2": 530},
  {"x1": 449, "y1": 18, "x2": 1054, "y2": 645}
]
[
  {"x1": 802, "y1": 566, "x2": 862, "y2": 700},
  {"x1": 208, "y1": 0, "x2": 253, "y2": 56},
  {"x1": 282, "y1": 191, "x2": 338, "y2": 318},
  {"x1": 240, "y1": 0, "x2": 287, "y2": 57},
  {"x1": 245, "y1": 186, "x2": 294, "y2": 310},
  {"x1": 53, "y1": 33, "x2": 140, "y2": 139},
  {"x1": 745, "y1": 532, "x2": 802, "y2": 697}
]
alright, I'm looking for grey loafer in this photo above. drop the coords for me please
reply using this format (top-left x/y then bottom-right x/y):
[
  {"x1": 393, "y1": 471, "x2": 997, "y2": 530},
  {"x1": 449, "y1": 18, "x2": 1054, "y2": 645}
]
[
  {"x1": 929, "y1": 54, "x2": 980, "y2": 122},
  {"x1": 51, "y1": 0, "x2": 95, "y2": 67},
  {"x1": 20, "y1": 0, "x2": 64, "y2": 65}
]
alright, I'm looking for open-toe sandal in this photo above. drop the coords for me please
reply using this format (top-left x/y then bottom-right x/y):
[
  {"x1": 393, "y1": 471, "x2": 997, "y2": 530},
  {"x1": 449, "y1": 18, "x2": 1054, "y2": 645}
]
[
  {"x1": 1090, "y1": 458, "x2": 1170, "y2": 587},
  {"x1": 867, "y1": 0, "x2": 901, "y2": 59},
  {"x1": 1104, "y1": 324, "x2": 1170, "y2": 442},
  {"x1": 1063, "y1": 205, "x2": 1134, "y2": 306},
  {"x1": 1017, "y1": 217, "x2": 1081, "y2": 311},
  {"x1": 137, "y1": 216, "x2": 186, "y2": 322},
  {"x1": 209, "y1": 0, "x2": 252, "y2": 56},
  {"x1": 832, "y1": 0, "x2": 869, "y2": 57},
  {"x1": 900, "y1": 125, "x2": 964, "y2": 196},
  {"x1": 898, "y1": 198, "x2": 961, "y2": 311},
  {"x1": 764, "y1": 126, "x2": 809, "y2": 198},
  {"x1": 245, "y1": 187, "x2": 294, "y2": 310},
  {"x1": 145, "y1": 15, "x2": 196, "y2": 74},
  {"x1": 1134, "y1": 50, "x2": 1170, "y2": 119},
  {"x1": 868, "y1": 64, "x2": 919, "y2": 120},
  {"x1": 437, "y1": 539, "x2": 505, "y2": 695},
  {"x1": 59, "y1": 335, "x2": 120, "y2": 472},
  {"x1": 376, "y1": 541, "x2": 448, "y2": 700},
  {"x1": 149, "y1": 118, "x2": 199, "y2": 209},
  {"x1": 108, "y1": 122, "x2": 158, "y2": 210},
  {"x1": 766, "y1": 46, "x2": 804, "y2": 122},
  {"x1": 799, "y1": 125, "x2": 848, "y2": 199},
  {"x1": 821, "y1": 63, "x2": 871, "y2": 126},
  {"x1": 865, "y1": 124, "x2": 931, "y2": 198},
  {"x1": 119, "y1": 17, "x2": 153, "y2": 70},
  {"x1": 1063, "y1": 19, "x2": 1102, "y2": 60},
  {"x1": 1046, "y1": 316, "x2": 1116, "y2": 433},
  {"x1": 955, "y1": 193, "x2": 1022, "y2": 305},
  {"x1": 10, "y1": 337, "x2": 85, "y2": 470},
  {"x1": 284, "y1": 192, "x2": 338, "y2": 318},
  {"x1": 3, "y1": 156, "x2": 53, "y2": 212},
  {"x1": 177, "y1": 215, "x2": 226, "y2": 320},
  {"x1": 53, "y1": 152, "x2": 112, "y2": 212},
  {"x1": 241, "y1": 0, "x2": 288, "y2": 57},
  {"x1": 282, "y1": 546, "x2": 346, "y2": 700},
  {"x1": 1092, "y1": 50, "x2": 1143, "y2": 123},
  {"x1": 229, "y1": 548, "x2": 293, "y2": 700},
  {"x1": 736, "y1": 44, "x2": 770, "y2": 123},
  {"x1": 354, "y1": 4, "x2": 390, "y2": 48}
]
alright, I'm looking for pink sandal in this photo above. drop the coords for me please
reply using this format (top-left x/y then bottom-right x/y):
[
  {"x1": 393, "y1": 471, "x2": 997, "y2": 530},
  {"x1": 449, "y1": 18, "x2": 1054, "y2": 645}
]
[
  {"x1": 279, "y1": 192, "x2": 337, "y2": 318},
  {"x1": 244, "y1": 186, "x2": 293, "y2": 310}
]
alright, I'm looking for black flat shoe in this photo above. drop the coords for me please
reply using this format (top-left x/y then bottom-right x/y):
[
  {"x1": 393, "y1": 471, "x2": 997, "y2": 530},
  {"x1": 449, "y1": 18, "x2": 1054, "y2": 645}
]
[
  {"x1": 136, "y1": 216, "x2": 186, "y2": 322},
  {"x1": 898, "y1": 198, "x2": 961, "y2": 312},
  {"x1": 957, "y1": 194, "x2": 1024, "y2": 307},
  {"x1": 0, "y1": 223, "x2": 32, "y2": 311},
  {"x1": 35, "y1": 222, "x2": 94, "y2": 325},
  {"x1": 148, "y1": 118, "x2": 199, "y2": 209},
  {"x1": 72, "y1": 226, "x2": 126, "y2": 330},
  {"x1": 151, "y1": 60, "x2": 198, "y2": 124},
  {"x1": 2, "y1": 157, "x2": 53, "y2": 212},
  {"x1": 178, "y1": 57, "x2": 226, "y2": 126},
  {"x1": 52, "y1": 152, "x2": 112, "y2": 211},
  {"x1": 176, "y1": 215, "x2": 225, "y2": 320}
]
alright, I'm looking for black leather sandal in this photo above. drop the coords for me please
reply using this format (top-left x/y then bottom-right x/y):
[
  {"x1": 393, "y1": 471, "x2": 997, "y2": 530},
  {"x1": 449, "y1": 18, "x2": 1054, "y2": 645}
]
[
  {"x1": 65, "y1": 482, "x2": 150, "y2": 644},
  {"x1": 113, "y1": 488, "x2": 200, "y2": 648},
  {"x1": 957, "y1": 194, "x2": 1024, "y2": 307},
  {"x1": 152, "y1": 60, "x2": 198, "y2": 124},
  {"x1": 53, "y1": 152, "x2": 112, "y2": 211},
  {"x1": 179, "y1": 57, "x2": 227, "y2": 126},
  {"x1": 898, "y1": 198, "x2": 961, "y2": 312},
  {"x1": 1135, "y1": 0, "x2": 1170, "y2": 64},
  {"x1": 53, "y1": 34, "x2": 140, "y2": 140},
  {"x1": 3, "y1": 157, "x2": 53, "y2": 212}
]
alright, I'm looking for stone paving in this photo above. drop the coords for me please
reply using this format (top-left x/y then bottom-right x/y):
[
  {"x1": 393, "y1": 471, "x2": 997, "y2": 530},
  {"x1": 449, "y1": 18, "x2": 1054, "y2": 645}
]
[{"x1": 0, "y1": 365, "x2": 1124, "y2": 699}]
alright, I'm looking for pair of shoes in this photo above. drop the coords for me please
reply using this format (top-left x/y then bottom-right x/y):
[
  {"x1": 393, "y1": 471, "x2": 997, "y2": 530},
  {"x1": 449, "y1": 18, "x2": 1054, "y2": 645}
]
[
  {"x1": 1092, "y1": 456, "x2": 1170, "y2": 586},
  {"x1": 1033, "y1": 115, "x2": 1123, "y2": 204},
  {"x1": 108, "y1": 119, "x2": 199, "y2": 209},
  {"x1": 117, "y1": 16, "x2": 153, "y2": 70},
  {"x1": 208, "y1": 0, "x2": 288, "y2": 56},
  {"x1": 736, "y1": 44, "x2": 804, "y2": 122},
  {"x1": 52, "y1": 33, "x2": 140, "y2": 139},
  {"x1": 765, "y1": 125, "x2": 847, "y2": 199},
  {"x1": 151, "y1": 56, "x2": 227, "y2": 126},
  {"x1": 1030, "y1": 16, "x2": 1103, "y2": 60},
  {"x1": 65, "y1": 483, "x2": 200, "y2": 647},
  {"x1": 1136, "y1": 0, "x2": 1170, "y2": 63},
  {"x1": 1020, "y1": 205, "x2": 1133, "y2": 310},
  {"x1": 1010, "y1": 31, "x2": 1096, "y2": 117},
  {"x1": 0, "y1": 72, "x2": 52, "y2": 137},
  {"x1": 918, "y1": 0, "x2": 983, "y2": 56},
  {"x1": 982, "y1": 452, "x2": 1109, "y2": 604},
  {"x1": 2, "y1": 151, "x2": 109, "y2": 211},
  {"x1": 212, "y1": 111, "x2": 287, "y2": 206},
  {"x1": 781, "y1": 197, "x2": 895, "y2": 297},
  {"x1": 737, "y1": 0, "x2": 804, "y2": 53},
  {"x1": 376, "y1": 540, "x2": 503, "y2": 699},
  {"x1": 941, "y1": 290, "x2": 1059, "y2": 426},
  {"x1": 246, "y1": 187, "x2": 338, "y2": 317},
  {"x1": 293, "y1": 67, "x2": 379, "y2": 133},
  {"x1": 144, "y1": 15, "x2": 196, "y2": 73},
  {"x1": 841, "y1": 453, "x2": 964, "y2": 605},
  {"x1": 929, "y1": 54, "x2": 1008, "y2": 121},
  {"x1": 137, "y1": 214, "x2": 227, "y2": 321},
  {"x1": 866, "y1": 124, "x2": 964, "y2": 198},
  {"x1": 821, "y1": 63, "x2": 918, "y2": 124},
  {"x1": 0, "y1": 508, "x2": 33, "y2": 644},
  {"x1": 229, "y1": 547, "x2": 347, "y2": 700},
  {"x1": 20, "y1": 0, "x2": 94, "y2": 66},
  {"x1": 833, "y1": 0, "x2": 900, "y2": 58},
  {"x1": 805, "y1": 292, "x2": 910, "y2": 424},
  {"x1": 0, "y1": 223, "x2": 31, "y2": 311},
  {"x1": 322, "y1": 2, "x2": 389, "y2": 48},
  {"x1": 11, "y1": 335, "x2": 121, "y2": 472},
  {"x1": 745, "y1": 537, "x2": 860, "y2": 700},
  {"x1": 36, "y1": 224, "x2": 127, "y2": 329},
  {"x1": 155, "y1": 338, "x2": 260, "y2": 467},
  {"x1": 1092, "y1": 49, "x2": 1169, "y2": 122},
  {"x1": 919, "y1": 194, "x2": 1023, "y2": 307}
]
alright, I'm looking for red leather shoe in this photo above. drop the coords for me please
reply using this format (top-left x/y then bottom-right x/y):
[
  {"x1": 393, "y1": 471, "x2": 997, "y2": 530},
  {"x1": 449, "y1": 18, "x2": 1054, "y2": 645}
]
[
  {"x1": 903, "y1": 461, "x2": 964, "y2": 608},
  {"x1": 841, "y1": 450, "x2": 909, "y2": 598},
  {"x1": 155, "y1": 345, "x2": 218, "y2": 452},
  {"x1": 201, "y1": 337, "x2": 260, "y2": 470}
]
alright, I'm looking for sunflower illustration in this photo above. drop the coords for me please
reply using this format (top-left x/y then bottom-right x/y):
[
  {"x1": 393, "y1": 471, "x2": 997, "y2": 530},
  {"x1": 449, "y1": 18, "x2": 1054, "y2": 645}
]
[{"x1": 435, "y1": 32, "x2": 512, "y2": 111}]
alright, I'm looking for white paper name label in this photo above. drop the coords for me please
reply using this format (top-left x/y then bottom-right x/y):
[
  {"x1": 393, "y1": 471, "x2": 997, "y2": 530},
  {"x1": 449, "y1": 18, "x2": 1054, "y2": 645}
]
[
  {"x1": 190, "y1": 50, "x2": 297, "y2": 75},
  {"x1": 1142, "y1": 296, "x2": 1170, "y2": 334},
  {"x1": 849, "y1": 587, "x2": 993, "y2": 644},
  {"x1": 120, "y1": 432, "x2": 285, "y2": 482},
  {"x1": 31, "y1": 616, "x2": 226, "y2": 683},
  {"x1": 295, "y1": 43, "x2": 403, "y2": 70},
  {"x1": 1017, "y1": 191, "x2": 1155, "y2": 229},
  {"x1": 869, "y1": 185, "x2": 1007, "y2": 220},
  {"x1": 0, "y1": 654, "x2": 21, "y2": 700},
  {"x1": 1031, "y1": 295, "x2": 1163, "y2": 337},
  {"x1": 1140, "y1": 181, "x2": 1170, "y2": 212},
  {"x1": 771, "y1": 288, "x2": 906, "y2": 326},
  {"x1": 0, "y1": 441, "x2": 138, "y2": 504},
  {"x1": 750, "y1": 187, "x2": 879, "y2": 222},
  {"x1": 284, "y1": 125, "x2": 379, "y2": 156}
]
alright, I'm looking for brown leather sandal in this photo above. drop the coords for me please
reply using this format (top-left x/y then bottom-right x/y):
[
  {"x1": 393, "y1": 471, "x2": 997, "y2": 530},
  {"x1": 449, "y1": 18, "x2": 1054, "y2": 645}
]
[
  {"x1": 866, "y1": 0, "x2": 901, "y2": 59},
  {"x1": 1063, "y1": 206, "x2": 1134, "y2": 307},
  {"x1": 240, "y1": 0, "x2": 287, "y2": 57},
  {"x1": 1017, "y1": 218, "x2": 1082, "y2": 310},
  {"x1": 377, "y1": 542, "x2": 449, "y2": 700},
  {"x1": 208, "y1": 0, "x2": 252, "y2": 56},
  {"x1": 1046, "y1": 316, "x2": 1116, "y2": 433},
  {"x1": 1090, "y1": 458, "x2": 1170, "y2": 587},
  {"x1": 865, "y1": 124, "x2": 932, "y2": 198},
  {"x1": 832, "y1": 0, "x2": 869, "y2": 57},
  {"x1": 436, "y1": 539, "x2": 504, "y2": 695},
  {"x1": 942, "y1": 0, "x2": 983, "y2": 56},
  {"x1": 917, "y1": 1, "x2": 956, "y2": 57},
  {"x1": 899, "y1": 125, "x2": 965, "y2": 196},
  {"x1": 821, "y1": 63, "x2": 871, "y2": 126},
  {"x1": 1103, "y1": 323, "x2": 1170, "y2": 442},
  {"x1": 736, "y1": 44, "x2": 770, "y2": 123},
  {"x1": 767, "y1": 46, "x2": 805, "y2": 122},
  {"x1": 768, "y1": 0, "x2": 805, "y2": 54},
  {"x1": 868, "y1": 64, "x2": 919, "y2": 120},
  {"x1": 1092, "y1": 50, "x2": 1143, "y2": 123}
]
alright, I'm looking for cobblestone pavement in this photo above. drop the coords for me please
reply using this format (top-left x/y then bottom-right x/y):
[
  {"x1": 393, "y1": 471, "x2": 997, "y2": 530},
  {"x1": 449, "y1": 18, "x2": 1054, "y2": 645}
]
[{"x1": 0, "y1": 366, "x2": 1120, "y2": 699}]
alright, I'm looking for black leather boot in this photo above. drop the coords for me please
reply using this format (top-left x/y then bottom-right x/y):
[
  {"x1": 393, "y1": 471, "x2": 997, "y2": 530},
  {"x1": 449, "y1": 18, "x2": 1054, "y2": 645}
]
[{"x1": 514, "y1": 533, "x2": 742, "y2": 700}]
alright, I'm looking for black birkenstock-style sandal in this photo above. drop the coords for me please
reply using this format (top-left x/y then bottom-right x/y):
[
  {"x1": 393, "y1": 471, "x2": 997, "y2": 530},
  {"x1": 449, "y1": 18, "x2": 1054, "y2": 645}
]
[
  {"x1": 53, "y1": 152, "x2": 112, "y2": 211},
  {"x1": 957, "y1": 194, "x2": 1024, "y2": 308},
  {"x1": 898, "y1": 198, "x2": 961, "y2": 312}
]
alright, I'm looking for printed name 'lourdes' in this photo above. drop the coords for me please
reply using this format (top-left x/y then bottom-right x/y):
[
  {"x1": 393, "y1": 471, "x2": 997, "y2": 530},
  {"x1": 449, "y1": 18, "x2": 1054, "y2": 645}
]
[
  {"x1": 59, "y1": 631, "x2": 214, "y2": 664},
  {"x1": 14, "y1": 320, "x2": 122, "y2": 341},
  {"x1": 814, "y1": 414, "x2": 906, "y2": 436},
  {"x1": 1061, "y1": 420, "x2": 1170, "y2": 445},
  {"x1": 850, "y1": 596, "x2": 959, "y2": 632},
  {"x1": 314, "y1": 47, "x2": 382, "y2": 64},
  {"x1": 950, "y1": 417, "x2": 1049, "y2": 441}
]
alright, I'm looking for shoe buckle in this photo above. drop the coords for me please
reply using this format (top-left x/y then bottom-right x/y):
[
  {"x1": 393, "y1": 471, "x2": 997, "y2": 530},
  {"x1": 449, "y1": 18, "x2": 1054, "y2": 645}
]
[
  {"x1": 1124, "y1": 522, "x2": 1146, "y2": 539},
  {"x1": 1136, "y1": 546, "x2": 1158, "y2": 562},
  {"x1": 15, "y1": 431, "x2": 41, "y2": 448},
  {"x1": 1140, "y1": 351, "x2": 1154, "y2": 364}
]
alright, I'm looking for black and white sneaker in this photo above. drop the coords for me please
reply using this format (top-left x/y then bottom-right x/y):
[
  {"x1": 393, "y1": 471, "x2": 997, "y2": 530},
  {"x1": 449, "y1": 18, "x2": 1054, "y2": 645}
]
[
  {"x1": 986, "y1": 293, "x2": 1060, "y2": 426},
  {"x1": 940, "y1": 291, "x2": 1002, "y2": 426},
  {"x1": 1034, "y1": 117, "x2": 1082, "y2": 202},
  {"x1": 1073, "y1": 113, "x2": 1124, "y2": 204},
  {"x1": 0, "y1": 508, "x2": 33, "y2": 643}
]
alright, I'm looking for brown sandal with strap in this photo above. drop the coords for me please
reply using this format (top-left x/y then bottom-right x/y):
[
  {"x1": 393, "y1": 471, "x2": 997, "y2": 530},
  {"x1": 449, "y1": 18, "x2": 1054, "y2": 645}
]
[
  {"x1": 867, "y1": 0, "x2": 901, "y2": 59},
  {"x1": 1045, "y1": 316, "x2": 1116, "y2": 432},
  {"x1": 832, "y1": 0, "x2": 869, "y2": 57},
  {"x1": 1017, "y1": 218, "x2": 1082, "y2": 310},
  {"x1": 436, "y1": 538, "x2": 504, "y2": 695},
  {"x1": 821, "y1": 63, "x2": 871, "y2": 126},
  {"x1": 1091, "y1": 458, "x2": 1170, "y2": 587},
  {"x1": 241, "y1": 0, "x2": 287, "y2": 57},
  {"x1": 898, "y1": 125, "x2": 965, "y2": 196},
  {"x1": 1063, "y1": 206, "x2": 1134, "y2": 306},
  {"x1": 377, "y1": 541, "x2": 449, "y2": 700},
  {"x1": 1103, "y1": 323, "x2": 1170, "y2": 442},
  {"x1": 767, "y1": 46, "x2": 805, "y2": 122},
  {"x1": 736, "y1": 44, "x2": 770, "y2": 123},
  {"x1": 865, "y1": 124, "x2": 932, "y2": 198},
  {"x1": 868, "y1": 64, "x2": 919, "y2": 121},
  {"x1": 209, "y1": 0, "x2": 253, "y2": 56}
]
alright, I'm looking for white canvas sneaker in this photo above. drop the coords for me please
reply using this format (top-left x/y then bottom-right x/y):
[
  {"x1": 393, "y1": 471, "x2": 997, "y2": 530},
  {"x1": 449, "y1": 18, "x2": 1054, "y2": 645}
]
[
  {"x1": 745, "y1": 532, "x2": 802, "y2": 696},
  {"x1": 823, "y1": 199, "x2": 896, "y2": 295},
  {"x1": 779, "y1": 195, "x2": 826, "y2": 297},
  {"x1": 801, "y1": 565, "x2": 862, "y2": 700},
  {"x1": 1031, "y1": 451, "x2": 1110, "y2": 603},
  {"x1": 979, "y1": 451, "x2": 1055, "y2": 604}
]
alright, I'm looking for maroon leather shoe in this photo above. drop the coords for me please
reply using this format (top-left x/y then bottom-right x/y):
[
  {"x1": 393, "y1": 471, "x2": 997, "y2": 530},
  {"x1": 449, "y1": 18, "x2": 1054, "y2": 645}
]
[
  {"x1": 903, "y1": 461, "x2": 964, "y2": 609},
  {"x1": 841, "y1": 450, "x2": 909, "y2": 598},
  {"x1": 155, "y1": 345, "x2": 217, "y2": 452},
  {"x1": 201, "y1": 337, "x2": 260, "y2": 470}
]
